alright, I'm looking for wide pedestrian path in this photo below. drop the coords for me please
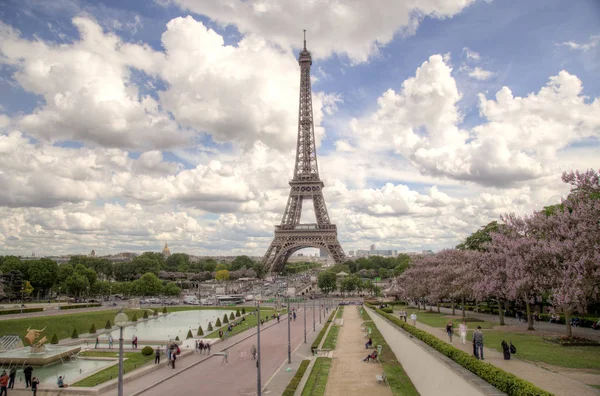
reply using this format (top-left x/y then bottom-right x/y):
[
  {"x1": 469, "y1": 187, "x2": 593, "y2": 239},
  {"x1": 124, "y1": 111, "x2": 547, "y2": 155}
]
[
  {"x1": 325, "y1": 307, "x2": 392, "y2": 396},
  {"x1": 410, "y1": 311, "x2": 598, "y2": 396},
  {"x1": 104, "y1": 308, "x2": 311, "y2": 396}
]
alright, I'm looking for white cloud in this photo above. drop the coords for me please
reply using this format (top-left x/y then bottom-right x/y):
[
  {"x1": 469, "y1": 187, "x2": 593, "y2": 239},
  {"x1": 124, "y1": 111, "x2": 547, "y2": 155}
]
[
  {"x1": 468, "y1": 66, "x2": 495, "y2": 80},
  {"x1": 463, "y1": 47, "x2": 481, "y2": 61},
  {"x1": 557, "y1": 35, "x2": 600, "y2": 52},
  {"x1": 166, "y1": 0, "x2": 476, "y2": 63}
]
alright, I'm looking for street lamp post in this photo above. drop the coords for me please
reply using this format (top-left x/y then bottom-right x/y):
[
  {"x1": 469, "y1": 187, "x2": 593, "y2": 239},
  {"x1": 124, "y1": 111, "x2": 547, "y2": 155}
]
[
  {"x1": 287, "y1": 297, "x2": 291, "y2": 364},
  {"x1": 58, "y1": 287, "x2": 61, "y2": 310},
  {"x1": 319, "y1": 298, "x2": 322, "y2": 324},
  {"x1": 256, "y1": 300, "x2": 262, "y2": 396},
  {"x1": 312, "y1": 293, "x2": 315, "y2": 331},
  {"x1": 114, "y1": 312, "x2": 129, "y2": 396},
  {"x1": 20, "y1": 286, "x2": 24, "y2": 314},
  {"x1": 303, "y1": 298, "x2": 307, "y2": 343}
]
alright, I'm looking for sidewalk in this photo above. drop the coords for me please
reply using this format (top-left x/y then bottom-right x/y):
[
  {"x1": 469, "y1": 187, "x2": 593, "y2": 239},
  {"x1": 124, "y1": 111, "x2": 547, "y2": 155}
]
[
  {"x1": 262, "y1": 307, "x2": 326, "y2": 395},
  {"x1": 324, "y1": 307, "x2": 392, "y2": 396},
  {"x1": 411, "y1": 313, "x2": 599, "y2": 396}
]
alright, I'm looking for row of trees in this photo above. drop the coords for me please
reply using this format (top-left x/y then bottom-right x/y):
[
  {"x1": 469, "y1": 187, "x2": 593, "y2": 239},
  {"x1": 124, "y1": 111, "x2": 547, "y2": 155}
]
[
  {"x1": 398, "y1": 169, "x2": 600, "y2": 337},
  {"x1": 317, "y1": 271, "x2": 382, "y2": 296}
]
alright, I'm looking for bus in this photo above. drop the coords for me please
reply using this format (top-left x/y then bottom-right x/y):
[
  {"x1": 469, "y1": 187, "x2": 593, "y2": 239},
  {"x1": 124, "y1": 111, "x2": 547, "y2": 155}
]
[{"x1": 216, "y1": 295, "x2": 245, "y2": 306}]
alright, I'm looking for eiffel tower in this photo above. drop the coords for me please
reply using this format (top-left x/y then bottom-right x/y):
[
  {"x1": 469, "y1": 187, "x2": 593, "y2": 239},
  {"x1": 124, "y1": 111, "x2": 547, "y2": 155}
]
[{"x1": 262, "y1": 31, "x2": 346, "y2": 273}]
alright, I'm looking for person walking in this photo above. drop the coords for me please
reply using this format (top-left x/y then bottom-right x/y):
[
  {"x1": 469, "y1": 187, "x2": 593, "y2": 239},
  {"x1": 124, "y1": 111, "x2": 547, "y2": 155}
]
[
  {"x1": 31, "y1": 377, "x2": 40, "y2": 396},
  {"x1": 293, "y1": 311, "x2": 297, "y2": 321},
  {"x1": 251, "y1": 344, "x2": 257, "y2": 360},
  {"x1": 410, "y1": 312, "x2": 417, "y2": 326},
  {"x1": 95, "y1": 336, "x2": 99, "y2": 349},
  {"x1": 459, "y1": 320, "x2": 468, "y2": 345},
  {"x1": 206, "y1": 341, "x2": 211, "y2": 355},
  {"x1": 473, "y1": 326, "x2": 484, "y2": 360},
  {"x1": 170, "y1": 350, "x2": 177, "y2": 369},
  {"x1": 131, "y1": 335, "x2": 136, "y2": 349},
  {"x1": 7, "y1": 366, "x2": 16, "y2": 389},
  {"x1": 133, "y1": 336, "x2": 138, "y2": 349},
  {"x1": 154, "y1": 347, "x2": 161, "y2": 364},
  {"x1": 166, "y1": 344, "x2": 172, "y2": 367},
  {"x1": 0, "y1": 371, "x2": 8, "y2": 396},
  {"x1": 446, "y1": 321, "x2": 454, "y2": 343},
  {"x1": 108, "y1": 335, "x2": 113, "y2": 349},
  {"x1": 221, "y1": 351, "x2": 229, "y2": 365},
  {"x1": 24, "y1": 363, "x2": 33, "y2": 388}
]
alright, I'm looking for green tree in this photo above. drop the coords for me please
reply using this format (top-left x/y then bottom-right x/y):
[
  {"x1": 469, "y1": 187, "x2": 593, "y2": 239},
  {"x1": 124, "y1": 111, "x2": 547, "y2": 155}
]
[
  {"x1": 215, "y1": 318, "x2": 222, "y2": 327},
  {"x1": 230, "y1": 256, "x2": 254, "y2": 271},
  {"x1": 74, "y1": 264, "x2": 98, "y2": 287},
  {"x1": 132, "y1": 254, "x2": 162, "y2": 276},
  {"x1": 27, "y1": 258, "x2": 59, "y2": 295},
  {"x1": 51, "y1": 334, "x2": 59, "y2": 344},
  {"x1": 143, "y1": 310, "x2": 149, "y2": 319},
  {"x1": 187, "y1": 329, "x2": 193, "y2": 339},
  {"x1": 163, "y1": 282, "x2": 181, "y2": 296},
  {"x1": 89, "y1": 324, "x2": 96, "y2": 334},
  {"x1": 318, "y1": 271, "x2": 337, "y2": 295},
  {"x1": 132, "y1": 314, "x2": 138, "y2": 322},
  {"x1": 65, "y1": 273, "x2": 90, "y2": 297},
  {"x1": 133, "y1": 273, "x2": 163, "y2": 296},
  {"x1": 162, "y1": 306, "x2": 167, "y2": 314},
  {"x1": 235, "y1": 309, "x2": 240, "y2": 317},
  {"x1": 223, "y1": 314, "x2": 229, "y2": 324},
  {"x1": 242, "y1": 308, "x2": 246, "y2": 315},
  {"x1": 71, "y1": 329, "x2": 79, "y2": 339},
  {"x1": 0, "y1": 256, "x2": 27, "y2": 277},
  {"x1": 105, "y1": 320, "x2": 112, "y2": 329},
  {"x1": 22, "y1": 280, "x2": 34, "y2": 296},
  {"x1": 229, "y1": 312, "x2": 235, "y2": 320},
  {"x1": 207, "y1": 322, "x2": 213, "y2": 331},
  {"x1": 215, "y1": 263, "x2": 229, "y2": 272},
  {"x1": 202, "y1": 259, "x2": 218, "y2": 272},
  {"x1": 166, "y1": 253, "x2": 190, "y2": 272},
  {"x1": 215, "y1": 270, "x2": 230, "y2": 282},
  {"x1": 253, "y1": 263, "x2": 267, "y2": 279},
  {"x1": 197, "y1": 326, "x2": 204, "y2": 336},
  {"x1": 456, "y1": 221, "x2": 502, "y2": 251}
]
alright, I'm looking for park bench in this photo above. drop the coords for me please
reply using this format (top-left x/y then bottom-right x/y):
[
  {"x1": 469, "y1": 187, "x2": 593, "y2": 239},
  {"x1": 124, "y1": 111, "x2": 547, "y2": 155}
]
[{"x1": 376, "y1": 372, "x2": 387, "y2": 384}]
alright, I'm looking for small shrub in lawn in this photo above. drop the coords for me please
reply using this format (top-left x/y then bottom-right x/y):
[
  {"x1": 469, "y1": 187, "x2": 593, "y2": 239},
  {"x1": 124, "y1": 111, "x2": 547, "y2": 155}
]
[
  {"x1": 215, "y1": 318, "x2": 222, "y2": 327},
  {"x1": 175, "y1": 336, "x2": 180, "y2": 341},
  {"x1": 197, "y1": 326, "x2": 204, "y2": 336},
  {"x1": 105, "y1": 320, "x2": 112, "y2": 329},
  {"x1": 153, "y1": 309, "x2": 158, "y2": 316},
  {"x1": 51, "y1": 334, "x2": 59, "y2": 344},
  {"x1": 162, "y1": 306, "x2": 167, "y2": 314},
  {"x1": 187, "y1": 330, "x2": 193, "y2": 339},
  {"x1": 236, "y1": 309, "x2": 240, "y2": 317},
  {"x1": 71, "y1": 329, "x2": 79, "y2": 339},
  {"x1": 132, "y1": 314, "x2": 138, "y2": 322},
  {"x1": 242, "y1": 308, "x2": 246, "y2": 314},
  {"x1": 207, "y1": 322, "x2": 213, "y2": 331},
  {"x1": 223, "y1": 314, "x2": 229, "y2": 324},
  {"x1": 141, "y1": 346, "x2": 154, "y2": 356},
  {"x1": 229, "y1": 312, "x2": 235, "y2": 320},
  {"x1": 143, "y1": 310, "x2": 149, "y2": 319},
  {"x1": 89, "y1": 324, "x2": 96, "y2": 334}
]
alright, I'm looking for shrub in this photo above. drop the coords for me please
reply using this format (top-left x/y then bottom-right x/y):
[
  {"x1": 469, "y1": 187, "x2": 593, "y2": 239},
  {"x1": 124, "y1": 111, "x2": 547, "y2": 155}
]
[
  {"x1": 187, "y1": 330, "x2": 193, "y2": 339},
  {"x1": 132, "y1": 314, "x2": 138, "y2": 322},
  {"x1": 207, "y1": 322, "x2": 213, "y2": 331},
  {"x1": 105, "y1": 320, "x2": 112, "y2": 330},
  {"x1": 242, "y1": 307, "x2": 246, "y2": 315},
  {"x1": 175, "y1": 336, "x2": 180, "y2": 341},
  {"x1": 282, "y1": 360, "x2": 311, "y2": 396},
  {"x1": 215, "y1": 318, "x2": 222, "y2": 327},
  {"x1": 143, "y1": 311, "x2": 149, "y2": 319},
  {"x1": 89, "y1": 324, "x2": 96, "y2": 334},
  {"x1": 51, "y1": 334, "x2": 59, "y2": 344},
  {"x1": 381, "y1": 307, "x2": 393, "y2": 314},
  {"x1": 230, "y1": 312, "x2": 235, "y2": 320},
  {"x1": 162, "y1": 306, "x2": 167, "y2": 314},
  {"x1": 141, "y1": 346, "x2": 154, "y2": 356},
  {"x1": 223, "y1": 314, "x2": 229, "y2": 324},
  {"x1": 71, "y1": 329, "x2": 79, "y2": 339},
  {"x1": 197, "y1": 326, "x2": 204, "y2": 336},
  {"x1": 236, "y1": 309, "x2": 241, "y2": 317},
  {"x1": 0, "y1": 307, "x2": 43, "y2": 315},
  {"x1": 371, "y1": 306, "x2": 553, "y2": 396},
  {"x1": 153, "y1": 309, "x2": 158, "y2": 316}
]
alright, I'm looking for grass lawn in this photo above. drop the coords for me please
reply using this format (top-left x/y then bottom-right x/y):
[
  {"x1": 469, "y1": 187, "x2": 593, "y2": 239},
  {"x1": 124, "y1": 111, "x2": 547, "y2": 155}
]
[
  {"x1": 283, "y1": 359, "x2": 311, "y2": 396},
  {"x1": 204, "y1": 308, "x2": 279, "y2": 338},
  {"x1": 301, "y1": 357, "x2": 332, "y2": 396},
  {"x1": 473, "y1": 330, "x2": 600, "y2": 370},
  {"x1": 322, "y1": 325, "x2": 340, "y2": 350},
  {"x1": 0, "y1": 309, "x2": 144, "y2": 341},
  {"x1": 335, "y1": 306, "x2": 344, "y2": 319},
  {"x1": 72, "y1": 351, "x2": 153, "y2": 387},
  {"x1": 409, "y1": 310, "x2": 496, "y2": 330},
  {"x1": 362, "y1": 310, "x2": 420, "y2": 396},
  {"x1": 589, "y1": 385, "x2": 600, "y2": 389}
]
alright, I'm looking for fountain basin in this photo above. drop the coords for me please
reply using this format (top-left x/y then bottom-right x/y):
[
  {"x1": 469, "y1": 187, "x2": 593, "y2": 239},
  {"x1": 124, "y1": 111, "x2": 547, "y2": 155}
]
[{"x1": 0, "y1": 345, "x2": 81, "y2": 366}]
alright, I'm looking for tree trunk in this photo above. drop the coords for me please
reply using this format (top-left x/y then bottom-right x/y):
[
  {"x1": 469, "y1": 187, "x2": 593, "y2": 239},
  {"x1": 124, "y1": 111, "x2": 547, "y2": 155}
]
[
  {"x1": 497, "y1": 297, "x2": 505, "y2": 325},
  {"x1": 437, "y1": 302, "x2": 440, "y2": 313},
  {"x1": 451, "y1": 300, "x2": 455, "y2": 315},
  {"x1": 564, "y1": 311, "x2": 572, "y2": 337},
  {"x1": 525, "y1": 301, "x2": 535, "y2": 331},
  {"x1": 461, "y1": 296, "x2": 466, "y2": 319}
]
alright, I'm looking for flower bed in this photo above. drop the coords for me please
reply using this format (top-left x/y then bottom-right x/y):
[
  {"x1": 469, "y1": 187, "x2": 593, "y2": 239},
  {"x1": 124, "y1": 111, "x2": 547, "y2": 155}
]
[{"x1": 543, "y1": 336, "x2": 600, "y2": 347}]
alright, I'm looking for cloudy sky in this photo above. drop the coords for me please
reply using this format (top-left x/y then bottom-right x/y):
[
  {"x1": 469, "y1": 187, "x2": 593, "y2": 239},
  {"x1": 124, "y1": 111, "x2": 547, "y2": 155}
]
[{"x1": 0, "y1": 0, "x2": 599, "y2": 258}]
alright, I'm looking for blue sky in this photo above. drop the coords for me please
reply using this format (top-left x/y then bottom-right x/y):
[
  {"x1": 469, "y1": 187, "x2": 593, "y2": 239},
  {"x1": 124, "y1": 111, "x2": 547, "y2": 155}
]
[{"x1": 0, "y1": 0, "x2": 598, "y2": 256}]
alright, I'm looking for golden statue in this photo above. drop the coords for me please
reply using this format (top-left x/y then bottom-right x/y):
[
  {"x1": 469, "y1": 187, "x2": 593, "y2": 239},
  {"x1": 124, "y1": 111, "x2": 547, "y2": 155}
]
[
  {"x1": 34, "y1": 336, "x2": 47, "y2": 347},
  {"x1": 25, "y1": 327, "x2": 46, "y2": 346}
]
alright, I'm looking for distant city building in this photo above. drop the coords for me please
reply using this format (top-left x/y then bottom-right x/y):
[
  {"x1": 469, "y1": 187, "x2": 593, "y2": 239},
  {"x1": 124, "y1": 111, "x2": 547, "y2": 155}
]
[
  {"x1": 90, "y1": 250, "x2": 96, "y2": 257},
  {"x1": 162, "y1": 243, "x2": 171, "y2": 258},
  {"x1": 421, "y1": 250, "x2": 434, "y2": 255},
  {"x1": 355, "y1": 249, "x2": 398, "y2": 258},
  {"x1": 348, "y1": 250, "x2": 355, "y2": 257},
  {"x1": 370, "y1": 244, "x2": 376, "y2": 251}
]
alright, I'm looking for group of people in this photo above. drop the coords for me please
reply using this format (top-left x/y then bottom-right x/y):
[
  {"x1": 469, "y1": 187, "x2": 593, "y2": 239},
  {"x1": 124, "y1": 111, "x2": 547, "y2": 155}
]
[
  {"x1": 95, "y1": 334, "x2": 114, "y2": 349},
  {"x1": 194, "y1": 340, "x2": 212, "y2": 354},
  {"x1": 164, "y1": 343, "x2": 180, "y2": 369},
  {"x1": 444, "y1": 320, "x2": 469, "y2": 344},
  {"x1": 399, "y1": 311, "x2": 418, "y2": 326},
  {"x1": 0, "y1": 363, "x2": 40, "y2": 396},
  {"x1": 131, "y1": 335, "x2": 139, "y2": 349}
]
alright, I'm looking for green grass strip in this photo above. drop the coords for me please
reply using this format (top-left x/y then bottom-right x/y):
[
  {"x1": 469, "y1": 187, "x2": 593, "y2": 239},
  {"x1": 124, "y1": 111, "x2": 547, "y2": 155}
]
[
  {"x1": 362, "y1": 310, "x2": 420, "y2": 396},
  {"x1": 322, "y1": 325, "x2": 340, "y2": 350},
  {"x1": 335, "y1": 306, "x2": 344, "y2": 318},
  {"x1": 311, "y1": 309, "x2": 337, "y2": 352},
  {"x1": 367, "y1": 304, "x2": 554, "y2": 396},
  {"x1": 72, "y1": 351, "x2": 153, "y2": 387},
  {"x1": 301, "y1": 357, "x2": 332, "y2": 396},
  {"x1": 282, "y1": 359, "x2": 311, "y2": 396},
  {"x1": 205, "y1": 308, "x2": 280, "y2": 338}
]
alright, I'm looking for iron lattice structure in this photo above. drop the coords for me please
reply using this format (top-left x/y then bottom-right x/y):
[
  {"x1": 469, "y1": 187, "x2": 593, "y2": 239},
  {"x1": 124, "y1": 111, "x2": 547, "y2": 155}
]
[{"x1": 262, "y1": 32, "x2": 346, "y2": 273}]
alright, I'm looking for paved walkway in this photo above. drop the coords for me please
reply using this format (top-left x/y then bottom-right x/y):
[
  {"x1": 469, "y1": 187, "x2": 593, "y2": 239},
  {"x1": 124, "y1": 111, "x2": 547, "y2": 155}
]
[
  {"x1": 98, "y1": 308, "x2": 314, "y2": 396},
  {"x1": 409, "y1": 312, "x2": 599, "y2": 396},
  {"x1": 325, "y1": 307, "x2": 392, "y2": 396}
]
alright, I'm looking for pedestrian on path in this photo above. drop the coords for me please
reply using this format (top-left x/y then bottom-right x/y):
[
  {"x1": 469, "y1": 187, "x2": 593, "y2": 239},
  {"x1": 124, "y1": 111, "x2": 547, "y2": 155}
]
[
  {"x1": 0, "y1": 370, "x2": 8, "y2": 396},
  {"x1": 170, "y1": 351, "x2": 176, "y2": 369},
  {"x1": 446, "y1": 321, "x2": 454, "y2": 343},
  {"x1": 410, "y1": 312, "x2": 417, "y2": 326},
  {"x1": 8, "y1": 366, "x2": 16, "y2": 389},
  {"x1": 293, "y1": 311, "x2": 297, "y2": 321},
  {"x1": 473, "y1": 326, "x2": 484, "y2": 360},
  {"x1": 154, "y1": 347, "x2": 161, "y2": 364},
  {"x1": 108, "y1": 335, "x2": 114, "y2": 349},
  {"x1": 207, "y1": 342, "x2": 211, "y2": 354},
  {"x1": 31, "y1": 377, "x2": 39, "y2": 396},
  {"x1": 221, "y1": 351, "x2": 229, "y2": 365},
  {"x1": 251, "y1": 344, "x2": 257, "y2": 360},
  {"x1": 459, "y1": 320, "x2": 467, "y2": 345},
  {"x1": 24, "y1": 364, "x2": 33, "y2": 388}
]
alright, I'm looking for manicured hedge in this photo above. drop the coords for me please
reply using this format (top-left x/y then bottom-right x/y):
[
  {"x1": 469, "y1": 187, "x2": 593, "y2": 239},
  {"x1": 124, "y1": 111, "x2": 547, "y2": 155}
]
[
  {"x1": 59, "y1": 303, "x2": 102, "y2": 311},
  {"x1": 0, "y1": 307, "x2": 44, "y2": 315},
  {"x1": 311, "y1": 309, "x2": 337, "y2": 352},
  {"x1": 367, "y1": 304, "x2": 553, "y2": 396},
  {"x1": 282, "y1": 359, "x2": 311, "y2": 396}
]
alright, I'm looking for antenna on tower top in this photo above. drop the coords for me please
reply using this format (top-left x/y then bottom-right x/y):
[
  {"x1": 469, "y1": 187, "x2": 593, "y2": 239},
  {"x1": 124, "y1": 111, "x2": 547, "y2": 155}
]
[{"x1": 303, "y1": 29, "x2": 306, "y2": 50}]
